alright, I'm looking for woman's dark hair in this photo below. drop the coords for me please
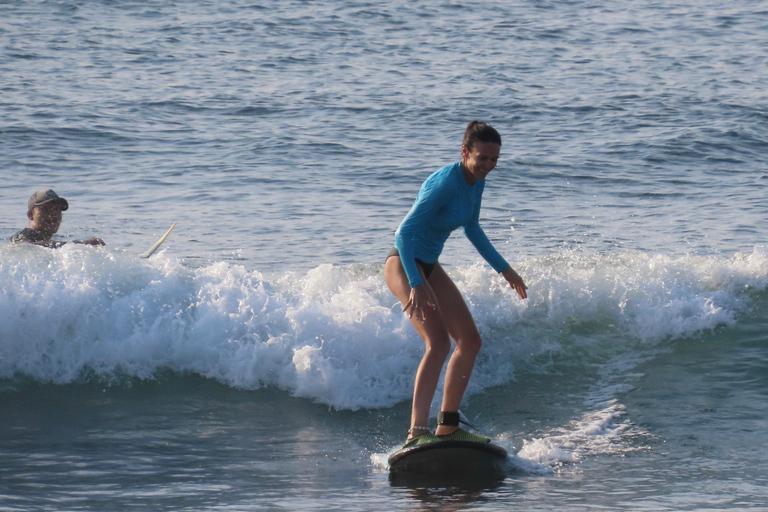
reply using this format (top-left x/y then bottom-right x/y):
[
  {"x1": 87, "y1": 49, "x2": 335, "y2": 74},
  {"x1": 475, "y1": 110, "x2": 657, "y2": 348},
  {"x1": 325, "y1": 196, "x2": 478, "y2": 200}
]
[{"x1": 462, "y1": 121, "x2": 502, "y2": 150}]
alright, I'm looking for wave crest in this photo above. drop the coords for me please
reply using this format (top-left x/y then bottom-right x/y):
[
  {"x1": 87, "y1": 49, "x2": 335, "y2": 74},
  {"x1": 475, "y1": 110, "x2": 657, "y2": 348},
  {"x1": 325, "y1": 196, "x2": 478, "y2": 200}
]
[{"x1": 1, "y1": 244, "x2": 766, "y2": 409}]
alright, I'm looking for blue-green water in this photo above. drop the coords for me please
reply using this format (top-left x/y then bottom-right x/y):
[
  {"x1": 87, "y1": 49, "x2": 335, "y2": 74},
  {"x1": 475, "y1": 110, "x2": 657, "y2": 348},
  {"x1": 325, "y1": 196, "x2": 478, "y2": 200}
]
[{"x1": 2, "y1": 0, "x2": 768, "y2": 509}]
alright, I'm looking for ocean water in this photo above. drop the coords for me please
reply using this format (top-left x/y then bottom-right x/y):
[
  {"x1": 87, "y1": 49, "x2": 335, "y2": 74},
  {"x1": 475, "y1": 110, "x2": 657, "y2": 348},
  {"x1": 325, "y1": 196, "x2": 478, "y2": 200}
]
[{"x1": 2, "y1": 0, "x2": 768, "y2": 510}]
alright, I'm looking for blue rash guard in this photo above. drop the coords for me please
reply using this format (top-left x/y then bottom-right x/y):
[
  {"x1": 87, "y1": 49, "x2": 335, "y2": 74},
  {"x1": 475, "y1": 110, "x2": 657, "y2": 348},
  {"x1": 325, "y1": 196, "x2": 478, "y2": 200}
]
[{"x1": 394, "y1": 162, "x2": 510, "y2": 288}]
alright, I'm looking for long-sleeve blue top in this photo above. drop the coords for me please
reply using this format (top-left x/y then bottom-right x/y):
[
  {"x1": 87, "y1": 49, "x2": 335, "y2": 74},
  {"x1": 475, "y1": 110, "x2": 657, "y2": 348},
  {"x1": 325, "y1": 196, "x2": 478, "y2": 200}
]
[{"x1": 394, "y1": 162, "x2": 510, "y2": 287}]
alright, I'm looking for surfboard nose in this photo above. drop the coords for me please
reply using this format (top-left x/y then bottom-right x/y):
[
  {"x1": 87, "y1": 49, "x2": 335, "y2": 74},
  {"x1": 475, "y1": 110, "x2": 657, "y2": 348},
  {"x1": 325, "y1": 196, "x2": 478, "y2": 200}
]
[{"x1": 388, "y1": 439, "x2": 508, "y2": 477}]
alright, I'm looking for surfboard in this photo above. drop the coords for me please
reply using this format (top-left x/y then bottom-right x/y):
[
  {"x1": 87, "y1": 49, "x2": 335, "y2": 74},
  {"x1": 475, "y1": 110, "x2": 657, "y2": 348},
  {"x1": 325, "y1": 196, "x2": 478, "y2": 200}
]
[
  {"x1": 139, "y1": 222, "x2": 176, "y2": 259},
  {"x1": 388, "y1": 439, "x2": 508, "y2": 475}
]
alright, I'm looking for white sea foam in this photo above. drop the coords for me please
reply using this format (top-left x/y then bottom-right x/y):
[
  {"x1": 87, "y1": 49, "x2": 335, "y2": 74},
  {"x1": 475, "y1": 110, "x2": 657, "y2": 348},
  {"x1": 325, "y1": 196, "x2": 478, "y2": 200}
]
[
  {"x1": 374, "y1": 401, "x2": 647, "y2": 475},
  {"x1": 509, "y1": 400, "x2": 646, "y2": 475},
  {"x1": 1, "y1": 244, "x2": 767, "y2": 410}
]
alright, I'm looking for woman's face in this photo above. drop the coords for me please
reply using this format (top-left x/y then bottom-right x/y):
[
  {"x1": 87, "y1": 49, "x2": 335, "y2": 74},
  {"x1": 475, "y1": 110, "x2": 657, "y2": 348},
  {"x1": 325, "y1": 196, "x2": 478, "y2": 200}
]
[{"x1": 461, "y1": 142, "x2": 501, "y2": 183}]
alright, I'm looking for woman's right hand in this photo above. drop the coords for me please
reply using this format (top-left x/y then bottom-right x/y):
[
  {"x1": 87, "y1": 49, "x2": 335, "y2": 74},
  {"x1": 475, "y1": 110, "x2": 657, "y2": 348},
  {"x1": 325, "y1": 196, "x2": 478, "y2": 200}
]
[{"x1": 403, "y1": 284, "x2": 437, "y2": 321}]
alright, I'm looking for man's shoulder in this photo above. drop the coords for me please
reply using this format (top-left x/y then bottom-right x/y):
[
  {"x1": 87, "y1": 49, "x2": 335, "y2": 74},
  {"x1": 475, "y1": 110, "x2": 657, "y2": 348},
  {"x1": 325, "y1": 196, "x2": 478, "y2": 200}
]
[
  {"x1": 11, "y1": 228, "x2": 45, "y2": 243},
  {"x1": 10, "y1": 228, "x2": 64, "y2": 247}
]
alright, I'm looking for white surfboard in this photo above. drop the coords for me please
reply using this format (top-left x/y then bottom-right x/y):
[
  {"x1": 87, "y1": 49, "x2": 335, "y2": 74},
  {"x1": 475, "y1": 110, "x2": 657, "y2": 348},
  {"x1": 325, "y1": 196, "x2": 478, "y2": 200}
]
[{"x1": 139, "y1": 222, "x2": 176, "y2": 259}]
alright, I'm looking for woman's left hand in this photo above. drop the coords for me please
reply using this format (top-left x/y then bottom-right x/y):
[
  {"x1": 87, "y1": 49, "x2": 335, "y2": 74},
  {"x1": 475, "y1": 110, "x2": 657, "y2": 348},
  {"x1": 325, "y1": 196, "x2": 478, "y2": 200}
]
[{"x1": 502, "y1": 267, "x2": 527, "y2": 299}]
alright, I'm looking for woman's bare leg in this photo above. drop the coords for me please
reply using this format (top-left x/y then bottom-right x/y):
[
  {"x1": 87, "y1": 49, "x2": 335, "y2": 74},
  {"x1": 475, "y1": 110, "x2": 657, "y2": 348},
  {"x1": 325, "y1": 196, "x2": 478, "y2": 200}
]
[
  {"x1": 426, "y1": 263, "x2": 483, "y2": 436},
  {"x1": 385, "y1": 256, "x2": 451, "y2": 438}
]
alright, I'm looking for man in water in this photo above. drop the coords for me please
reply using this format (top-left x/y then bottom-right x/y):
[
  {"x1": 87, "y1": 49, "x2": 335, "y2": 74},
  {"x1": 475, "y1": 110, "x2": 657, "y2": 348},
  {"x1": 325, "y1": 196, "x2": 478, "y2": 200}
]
[{"x1": 10, "y1": 189, "x2": 105, "y2": 247}]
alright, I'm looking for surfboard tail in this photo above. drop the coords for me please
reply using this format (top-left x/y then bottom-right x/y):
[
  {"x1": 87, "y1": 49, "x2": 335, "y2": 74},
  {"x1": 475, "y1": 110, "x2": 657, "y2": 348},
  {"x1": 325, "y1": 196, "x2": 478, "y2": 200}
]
[{"x1": 139, "y1": 222, "x2": 176, "y2": 259}]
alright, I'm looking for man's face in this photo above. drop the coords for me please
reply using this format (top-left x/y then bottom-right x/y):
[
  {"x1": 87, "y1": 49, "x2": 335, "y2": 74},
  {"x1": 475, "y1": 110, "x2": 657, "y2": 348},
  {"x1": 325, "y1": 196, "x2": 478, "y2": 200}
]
[{"x1": 30, "y1": 202, "x2": 63, "y2": 235}]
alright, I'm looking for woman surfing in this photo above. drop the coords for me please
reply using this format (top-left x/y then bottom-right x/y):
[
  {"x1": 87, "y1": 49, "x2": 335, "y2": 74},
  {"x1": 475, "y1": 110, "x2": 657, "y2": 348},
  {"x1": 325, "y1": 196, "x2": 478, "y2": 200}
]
[{"x1": 385, "y1": 121, "x2": 527, "y2": 447}]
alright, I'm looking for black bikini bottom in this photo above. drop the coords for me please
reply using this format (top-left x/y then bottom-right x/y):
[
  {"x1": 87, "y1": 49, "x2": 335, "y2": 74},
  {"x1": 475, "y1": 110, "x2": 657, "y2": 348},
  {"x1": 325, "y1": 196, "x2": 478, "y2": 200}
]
[{"x1": 387, "y1": 247, "x2": 436, "y2": 280}]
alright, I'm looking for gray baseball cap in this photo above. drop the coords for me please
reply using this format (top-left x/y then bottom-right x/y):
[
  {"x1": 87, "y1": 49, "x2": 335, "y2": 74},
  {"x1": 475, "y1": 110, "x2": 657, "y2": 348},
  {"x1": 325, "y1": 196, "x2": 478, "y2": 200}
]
[{"x1": 28, "y1": 189, "x2": 69, "y2": 212}]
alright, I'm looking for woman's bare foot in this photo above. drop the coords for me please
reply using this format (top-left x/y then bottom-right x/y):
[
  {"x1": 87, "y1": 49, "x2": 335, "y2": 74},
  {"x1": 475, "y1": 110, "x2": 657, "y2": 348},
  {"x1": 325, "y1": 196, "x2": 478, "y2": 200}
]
[
  {"x1": 406, "y1": 426, "x2": 431, "y2": 441},
  {"x1": 435, "y1": 425, "x2": 458, "y2": 437}
]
